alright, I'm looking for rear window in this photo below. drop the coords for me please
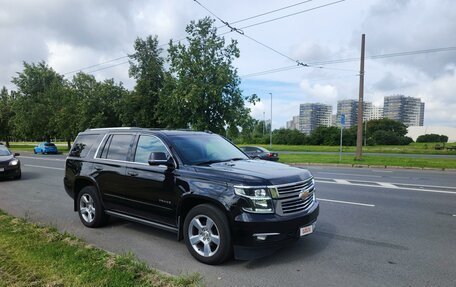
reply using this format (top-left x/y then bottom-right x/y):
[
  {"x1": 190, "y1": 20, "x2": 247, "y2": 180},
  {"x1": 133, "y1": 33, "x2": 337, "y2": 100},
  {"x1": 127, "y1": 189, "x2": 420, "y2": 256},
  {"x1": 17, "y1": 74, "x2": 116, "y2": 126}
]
[
  {"x1": 69, "y1": 134, "x2": 100, "y2": 158},
  {"x1": 44, "y1": 143, "x2": 56, "y2": 147},
  {"x1": 104, "y1": 134, "x2": 134, "y2": 161}
]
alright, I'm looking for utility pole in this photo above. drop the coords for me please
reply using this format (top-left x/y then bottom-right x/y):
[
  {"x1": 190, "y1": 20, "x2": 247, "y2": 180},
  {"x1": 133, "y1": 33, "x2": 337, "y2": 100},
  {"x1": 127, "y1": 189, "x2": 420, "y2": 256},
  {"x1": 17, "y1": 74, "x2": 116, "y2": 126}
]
[
  {"x1": 263, "y1": 111, "x2": 265, "y2": 135},
  {"x1": 269, "y1": 92, "x2": 273, "y2": 148},
  {"x1": 355, "y1": 34, "x2": 365, "y2": 161}
]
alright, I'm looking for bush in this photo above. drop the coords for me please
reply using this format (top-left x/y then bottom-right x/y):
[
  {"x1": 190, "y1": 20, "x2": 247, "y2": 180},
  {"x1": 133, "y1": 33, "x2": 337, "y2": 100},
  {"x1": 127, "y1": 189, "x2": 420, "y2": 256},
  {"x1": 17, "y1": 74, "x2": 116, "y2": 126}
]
[{"x1": 416, "y1": 134, "x2": 448, "y2": 143}]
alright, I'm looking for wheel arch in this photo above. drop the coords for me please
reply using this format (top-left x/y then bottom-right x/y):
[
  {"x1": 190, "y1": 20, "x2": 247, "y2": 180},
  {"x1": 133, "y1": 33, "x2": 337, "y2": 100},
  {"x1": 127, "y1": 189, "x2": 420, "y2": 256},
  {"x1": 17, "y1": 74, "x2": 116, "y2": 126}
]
[
  {"x1": 73, "y1": 176, "x2": 101, "y2": 212},
  {"x1": 177, "y1": 195, "x2": 231, "y2": 241}
]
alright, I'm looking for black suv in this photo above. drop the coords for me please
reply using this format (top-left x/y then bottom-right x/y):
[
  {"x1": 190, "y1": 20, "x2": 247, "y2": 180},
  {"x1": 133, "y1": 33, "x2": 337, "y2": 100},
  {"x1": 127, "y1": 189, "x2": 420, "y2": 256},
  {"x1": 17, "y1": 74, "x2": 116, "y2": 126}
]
[{"x1": 64, "y1": 128, "x2": 319, "y2": 264}]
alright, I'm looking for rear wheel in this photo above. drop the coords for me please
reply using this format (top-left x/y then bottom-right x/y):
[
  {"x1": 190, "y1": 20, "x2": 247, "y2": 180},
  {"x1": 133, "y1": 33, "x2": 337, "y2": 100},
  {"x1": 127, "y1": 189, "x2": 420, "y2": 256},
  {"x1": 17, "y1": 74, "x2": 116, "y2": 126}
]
[
  {"x1": 183, "y1": 204, "x2": 232, "y2": 265},
  {"x1": 77, "y1": 186, "x2": 109, "y2": 228}
]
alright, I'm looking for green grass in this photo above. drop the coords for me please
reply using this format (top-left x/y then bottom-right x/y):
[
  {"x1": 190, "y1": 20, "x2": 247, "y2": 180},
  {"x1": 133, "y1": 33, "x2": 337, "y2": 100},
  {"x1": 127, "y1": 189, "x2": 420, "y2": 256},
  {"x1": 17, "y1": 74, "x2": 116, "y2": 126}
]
[
  {"x1": 0, "y1": 209, "x2": 202, "y2": 287},
  {"x1": 243, "y1": 142, "x2": 456, "y2": 155},
  {"x1": 279, "y1": 154, "x2": 456, "y2": 169},
  {"x1": 7, "y1": 142, "x2": 70, "y2": 153}
]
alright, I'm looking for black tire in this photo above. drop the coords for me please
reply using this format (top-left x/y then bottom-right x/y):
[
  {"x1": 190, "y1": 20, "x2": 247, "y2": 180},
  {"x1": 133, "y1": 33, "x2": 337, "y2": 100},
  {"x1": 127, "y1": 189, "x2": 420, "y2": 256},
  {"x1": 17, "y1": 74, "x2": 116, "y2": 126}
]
[
  {"x1": 77, "y1": 186, "x2": 109, "y2": 228},
  {"x1": 33, "y1": 150, "x2": 37, "y2": 154},
  {"x1": 183, "y1": 204, "x2": 232, "y2": 265}
]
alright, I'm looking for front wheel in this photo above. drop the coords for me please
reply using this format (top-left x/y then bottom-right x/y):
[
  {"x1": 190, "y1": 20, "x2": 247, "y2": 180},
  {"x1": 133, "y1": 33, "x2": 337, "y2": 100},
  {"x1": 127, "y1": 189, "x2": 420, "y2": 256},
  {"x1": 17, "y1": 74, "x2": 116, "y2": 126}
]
[
  {"x1": 77, "y1": 186, "x2": 109, "y2": 228},
  {"x1": 183, "y1": 204, "x2": 232, "y2": 265}
]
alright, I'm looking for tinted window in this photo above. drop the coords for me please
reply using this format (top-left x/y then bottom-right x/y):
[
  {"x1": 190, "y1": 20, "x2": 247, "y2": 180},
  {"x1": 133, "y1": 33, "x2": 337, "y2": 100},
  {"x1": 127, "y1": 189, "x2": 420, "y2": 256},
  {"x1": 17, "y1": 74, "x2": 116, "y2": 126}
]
[
  {"x1": 70, "y1": 134, "x2": 100, "y2": 158},
  {"x1": 105, "y1": 134, "x2": 134, "y2": 161},
  {"x1": 168, "y1": 134, "x2": 248, "y2": 165},
  {"x1": 134, "y1": 135, "x2": 170, "y2": 164},
  {"x1": 45, "y1": 143, "x2": 56, "y2": 147}
]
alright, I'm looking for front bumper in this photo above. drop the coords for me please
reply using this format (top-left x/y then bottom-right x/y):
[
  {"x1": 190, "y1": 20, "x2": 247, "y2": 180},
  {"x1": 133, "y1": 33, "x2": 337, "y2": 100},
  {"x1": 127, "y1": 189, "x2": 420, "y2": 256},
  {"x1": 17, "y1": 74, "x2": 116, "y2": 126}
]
[
  {"x1": 231, "y1": 200, "x2": 319, "y2": 260},
  {"x1": 0, "y1": 165, "x2": 21, "y2": 178}
]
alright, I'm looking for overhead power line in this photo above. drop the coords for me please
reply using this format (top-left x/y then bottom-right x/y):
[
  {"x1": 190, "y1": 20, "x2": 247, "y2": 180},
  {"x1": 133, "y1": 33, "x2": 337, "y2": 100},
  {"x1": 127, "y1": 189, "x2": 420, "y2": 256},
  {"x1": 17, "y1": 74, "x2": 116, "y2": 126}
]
[
  {"x1": 240, "y1": 46, "x2": 456, "y2": 78},
  {"x1": 63, "y1": 0, "x2": 342, "y2": 76}
]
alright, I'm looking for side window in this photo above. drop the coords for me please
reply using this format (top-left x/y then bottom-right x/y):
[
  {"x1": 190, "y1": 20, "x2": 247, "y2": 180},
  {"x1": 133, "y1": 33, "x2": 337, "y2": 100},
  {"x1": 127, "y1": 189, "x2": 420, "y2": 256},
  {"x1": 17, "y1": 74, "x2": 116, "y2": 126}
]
[
  {"x1": 105, "y1": 134, "x2": 134, "y2": 161},
  {"x1": 134, "y1": 135, "x2": 170, "y2": 164},
  {"x1": 69, "y1": 134, "x2": 100, "y2": 158}
]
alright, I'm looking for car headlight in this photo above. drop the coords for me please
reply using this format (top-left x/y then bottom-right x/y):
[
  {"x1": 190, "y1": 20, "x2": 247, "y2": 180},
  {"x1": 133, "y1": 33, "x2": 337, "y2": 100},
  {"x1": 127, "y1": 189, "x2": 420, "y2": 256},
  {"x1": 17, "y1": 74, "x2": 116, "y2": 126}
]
[
  {"x1": 9, "y1": 159, "x2": 19, "y2": 166},
  {"x1": 234, "y1": 187, "x2": 278, "y2": 213}
]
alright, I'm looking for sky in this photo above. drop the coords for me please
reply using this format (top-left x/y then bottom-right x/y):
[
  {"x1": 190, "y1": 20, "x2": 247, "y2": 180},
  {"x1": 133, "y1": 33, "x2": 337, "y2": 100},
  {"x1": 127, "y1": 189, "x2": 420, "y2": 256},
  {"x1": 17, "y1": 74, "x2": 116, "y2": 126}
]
[{"x1": 1, "y1": 0, "x2": 455, "y2": 129}]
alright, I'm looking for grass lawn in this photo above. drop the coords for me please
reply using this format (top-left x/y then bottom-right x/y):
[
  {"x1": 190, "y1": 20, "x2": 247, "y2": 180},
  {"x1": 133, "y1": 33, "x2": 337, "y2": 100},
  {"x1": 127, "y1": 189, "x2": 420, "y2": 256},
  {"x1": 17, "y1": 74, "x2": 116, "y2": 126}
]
[
  {"x1": 245, "y1": 142, "x2": 456, "y2": 155},
  {"x1": 7, "y1": 142, "x2": 70, "y2": 153},
  {"x1": 0, "y1": 210, "x2": 202, "y2": 287},
  {"x1": 279, "y1": 154, "x2": 456, "y2": 169}
]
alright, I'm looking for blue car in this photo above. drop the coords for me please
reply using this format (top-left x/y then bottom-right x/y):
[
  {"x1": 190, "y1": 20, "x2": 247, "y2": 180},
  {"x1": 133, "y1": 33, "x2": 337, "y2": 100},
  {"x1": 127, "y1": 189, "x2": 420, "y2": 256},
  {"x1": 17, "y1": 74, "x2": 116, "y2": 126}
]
[{"x1": 34, "y1": 142, "x2": 58, "y2": 154}]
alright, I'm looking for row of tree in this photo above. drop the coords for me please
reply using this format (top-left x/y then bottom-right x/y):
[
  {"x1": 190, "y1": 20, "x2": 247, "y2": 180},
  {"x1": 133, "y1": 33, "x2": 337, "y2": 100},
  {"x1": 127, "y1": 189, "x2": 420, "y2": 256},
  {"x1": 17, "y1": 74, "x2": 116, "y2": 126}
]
[
  {"x1": 0, "y1": 18, "x2": 258, "y2": 148},
  {"x1": 232, "y1": 118, "x2": 414, "y2": 146}
]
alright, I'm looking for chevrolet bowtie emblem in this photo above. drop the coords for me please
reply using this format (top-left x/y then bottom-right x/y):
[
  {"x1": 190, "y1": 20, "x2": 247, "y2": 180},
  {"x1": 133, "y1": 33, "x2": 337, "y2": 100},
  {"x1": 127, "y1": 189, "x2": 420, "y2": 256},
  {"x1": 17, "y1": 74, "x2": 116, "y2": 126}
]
[{"x1": 299, "y1": 190, "x2": 310, "y2": 200}]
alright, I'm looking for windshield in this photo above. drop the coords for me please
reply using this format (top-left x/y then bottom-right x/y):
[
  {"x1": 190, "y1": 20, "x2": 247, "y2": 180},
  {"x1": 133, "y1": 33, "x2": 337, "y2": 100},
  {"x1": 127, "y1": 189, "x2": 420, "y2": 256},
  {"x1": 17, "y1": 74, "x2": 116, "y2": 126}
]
[
  {"x1": 168, "y1": 134, "x2": 248, "y2": 165},
  {"x1": 0, "y1": 145, "x2": 11, "y2": 156}
]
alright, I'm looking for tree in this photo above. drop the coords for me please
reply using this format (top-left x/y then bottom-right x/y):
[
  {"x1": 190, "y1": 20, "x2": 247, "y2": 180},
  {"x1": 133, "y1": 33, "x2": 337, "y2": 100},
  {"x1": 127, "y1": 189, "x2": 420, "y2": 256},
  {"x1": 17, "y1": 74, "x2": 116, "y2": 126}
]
[
  {"x1": 123, "y1": 35, "x2": 164, "y2": 127},
  {"x1": 0, "y1": 87, "x2": 14, "y2": 147},
  {"x1": 157, "y1": 17, "x2": 254, "y2": 133},
  {"x1": 71, "y1": 73, "x2": 124, "y2": 131},
  {"x1": 11, "y1": 62, "x2": 65, "y2": 141}
]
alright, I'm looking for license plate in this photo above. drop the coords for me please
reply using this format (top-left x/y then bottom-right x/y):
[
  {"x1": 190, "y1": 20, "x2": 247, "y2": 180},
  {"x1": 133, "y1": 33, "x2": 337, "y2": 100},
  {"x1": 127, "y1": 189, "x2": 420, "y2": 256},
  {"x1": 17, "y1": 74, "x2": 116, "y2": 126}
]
[
  {"x1": 0, "y1": 168, "x2": 4, "y2": 172},
  {"x1": 300, "y1": 224, "x2": 313, "y2": 236}
]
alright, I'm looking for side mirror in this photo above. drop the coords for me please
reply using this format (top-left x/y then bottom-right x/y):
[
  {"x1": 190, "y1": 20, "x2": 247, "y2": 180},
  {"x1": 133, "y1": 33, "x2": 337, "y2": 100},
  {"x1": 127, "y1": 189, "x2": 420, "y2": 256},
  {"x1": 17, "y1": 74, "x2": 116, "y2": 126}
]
[
  {"x1": 148, "y1": 152, "x2": 175, "y2": 169},
  {"x1": 14, "y1": 153, "x2": 20, "y2": 157}
]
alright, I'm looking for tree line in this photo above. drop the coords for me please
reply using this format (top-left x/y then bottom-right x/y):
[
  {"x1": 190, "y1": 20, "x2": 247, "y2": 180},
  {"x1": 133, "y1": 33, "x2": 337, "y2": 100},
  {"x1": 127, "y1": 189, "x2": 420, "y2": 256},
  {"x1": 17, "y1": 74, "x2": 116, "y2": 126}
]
[
  {"x1": 0, "y1": 18, "x2": 258, "y2": 148},
  {"x1": 232, "y1": 118, "x2": 415, "y2": 146}
]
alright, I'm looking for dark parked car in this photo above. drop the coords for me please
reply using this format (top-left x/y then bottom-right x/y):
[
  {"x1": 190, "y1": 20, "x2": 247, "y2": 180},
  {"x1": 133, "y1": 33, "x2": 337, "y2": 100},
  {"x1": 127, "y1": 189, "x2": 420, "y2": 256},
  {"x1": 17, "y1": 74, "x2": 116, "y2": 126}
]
[
  {"x1": 34, "y1": 142, "x2": 59, "y2": 154},
  {"x1": 0, "y1": 145, "x2": 21, "y2": 179},
  {"x1": 239, "y1": 146, "x2": 279, "y2": 161},
  {"x1": 64, "y1": 128, "x2": 318, "y2": 264}
]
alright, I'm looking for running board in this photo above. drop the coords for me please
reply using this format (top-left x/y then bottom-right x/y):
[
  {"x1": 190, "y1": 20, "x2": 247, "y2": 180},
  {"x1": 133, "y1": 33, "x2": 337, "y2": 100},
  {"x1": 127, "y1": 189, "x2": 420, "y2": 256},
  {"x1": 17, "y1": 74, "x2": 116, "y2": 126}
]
[{"x1": 105, "y1": 210, "x2": 178, "y2": 233}]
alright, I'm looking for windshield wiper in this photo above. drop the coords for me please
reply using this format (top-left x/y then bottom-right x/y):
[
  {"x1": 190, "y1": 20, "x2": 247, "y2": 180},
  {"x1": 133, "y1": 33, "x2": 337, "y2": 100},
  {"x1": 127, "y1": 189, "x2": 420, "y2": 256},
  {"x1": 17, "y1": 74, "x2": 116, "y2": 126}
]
[{"x1": 195, "y1": 160, "x2": 225, "y2": 166}]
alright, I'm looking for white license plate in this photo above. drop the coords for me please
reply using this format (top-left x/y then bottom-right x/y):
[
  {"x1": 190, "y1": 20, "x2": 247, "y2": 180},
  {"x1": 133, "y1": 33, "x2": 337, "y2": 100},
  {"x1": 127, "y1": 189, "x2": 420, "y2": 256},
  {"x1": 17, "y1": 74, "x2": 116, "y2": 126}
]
[
  {"x1": 0, "y1": 168, "x2": 4, "y2": 172},
  {"x1": 300, "y1": 224, "x2": 313, "y2": 236}
]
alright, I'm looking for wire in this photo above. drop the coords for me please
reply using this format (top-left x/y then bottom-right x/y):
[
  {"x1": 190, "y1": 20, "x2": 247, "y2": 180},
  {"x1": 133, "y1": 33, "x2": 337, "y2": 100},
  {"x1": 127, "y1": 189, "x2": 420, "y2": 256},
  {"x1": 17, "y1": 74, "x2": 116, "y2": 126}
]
[
  {"x1": 223, "y1": 0, "x2": 346, "y2": 32},
  {"x1": 81, "y1": 61, "x2": 129, "y2": 75},
  {"x1": 240, "y1": 46, "x2": 456, "y2": 78},
  {"x1": 216, "y1": 0, "x2": 315, "y2": 29}
]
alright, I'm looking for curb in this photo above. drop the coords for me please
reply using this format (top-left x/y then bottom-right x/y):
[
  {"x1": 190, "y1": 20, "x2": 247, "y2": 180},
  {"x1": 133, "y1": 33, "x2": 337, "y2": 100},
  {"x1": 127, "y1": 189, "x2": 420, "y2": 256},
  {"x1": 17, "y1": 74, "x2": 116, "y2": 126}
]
[{"x1": 288, "y1": 162, "x2": 456, "y2": 172}]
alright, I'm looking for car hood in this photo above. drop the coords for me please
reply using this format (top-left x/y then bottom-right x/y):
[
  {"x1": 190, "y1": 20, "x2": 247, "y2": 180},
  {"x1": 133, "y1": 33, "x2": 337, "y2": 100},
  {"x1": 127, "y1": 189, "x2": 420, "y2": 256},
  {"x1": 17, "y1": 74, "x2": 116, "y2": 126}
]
[
  {"x1": 0, "y1": 154, "x2": 14, "y2": 163},
  {"x1": 193, "y1": 159, "x2": 311, "y2": 186}
]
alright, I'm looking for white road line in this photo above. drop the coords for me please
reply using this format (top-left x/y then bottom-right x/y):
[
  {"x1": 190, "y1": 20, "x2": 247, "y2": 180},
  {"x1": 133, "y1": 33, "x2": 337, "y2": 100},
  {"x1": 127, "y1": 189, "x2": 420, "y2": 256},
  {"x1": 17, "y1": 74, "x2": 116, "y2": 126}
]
[
  {"x1": 334, "y1": 179, "x2": 351, "y2": 185},
  {"x1": 453, "y1": 214, "x2": 456, "y2": 217},
  {"x1": 317, "y1": 198, "x2": 375, "y2": 207},
  {"x1": 24, "y1": 164, "x2": 65, "y2": 171},
  {"x1": 315, "y1": 172, "x2": 382, "y2": 178},
  {"x1": 377, "y1": 182, "x2": 398, "y2": 188},
  {"x1": 19, "y1": 156, "x2": 65, "y2": 162},
  {"x1": 316, "y1": 180, "x2": 456, "y2": 195}
]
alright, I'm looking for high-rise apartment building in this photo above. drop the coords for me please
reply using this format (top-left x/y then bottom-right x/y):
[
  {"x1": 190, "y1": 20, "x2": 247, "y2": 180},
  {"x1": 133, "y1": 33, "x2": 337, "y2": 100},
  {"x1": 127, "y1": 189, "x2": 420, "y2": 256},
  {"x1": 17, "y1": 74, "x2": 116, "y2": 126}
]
[
  {"x1": 286, "y1": 115, "x2": 300, "y2": 130},
  {"x1": 383, "y1": 95, "x2": 424, "y2": 126},
  {"x1": 299, "y1": 103, "x2": 332, "y2": 134},
  {"x1": 336, "y1": 100, "x2": 358, "y2": 128}
]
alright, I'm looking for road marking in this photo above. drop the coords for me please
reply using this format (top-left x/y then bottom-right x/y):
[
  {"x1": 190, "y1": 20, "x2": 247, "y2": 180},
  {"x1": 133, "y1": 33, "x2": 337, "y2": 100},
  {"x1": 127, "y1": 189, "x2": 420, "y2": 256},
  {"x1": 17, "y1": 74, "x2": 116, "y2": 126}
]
[
  {"x1": 371, "y1": 170, "x2": 392, "y2": 173},
  {"x1": 315, "y1": 172, "x2": 382, "y2": 178},
  {"x1": 19, "y1": 156, "x2": 65, "y2": 162},
  {"x1": 377, "y1": 182, "x2": 398, "y2": 188},
  {"x1": 317, "y1": 198, "x2": 375, "y2": 207},
  {"x1": 334, "y1": 179, "x2": 351, "y2": 185},
  {"x1": 24, "y1": 164, "x2": 64, "y2": 171},
  {"x1": 316, "y1": 179, "x2": 456, "y2": 195}
]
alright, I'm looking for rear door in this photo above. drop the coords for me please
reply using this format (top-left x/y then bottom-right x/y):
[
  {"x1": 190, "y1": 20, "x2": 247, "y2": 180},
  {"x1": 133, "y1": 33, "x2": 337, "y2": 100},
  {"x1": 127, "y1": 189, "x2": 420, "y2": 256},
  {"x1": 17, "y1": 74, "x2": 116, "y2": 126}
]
[
  {"x1": 123, "y1": 134, "x2": 177, "y2": 226},
  {"x1": 93, "y1": 133, "x2": 135, "y2": 211}
]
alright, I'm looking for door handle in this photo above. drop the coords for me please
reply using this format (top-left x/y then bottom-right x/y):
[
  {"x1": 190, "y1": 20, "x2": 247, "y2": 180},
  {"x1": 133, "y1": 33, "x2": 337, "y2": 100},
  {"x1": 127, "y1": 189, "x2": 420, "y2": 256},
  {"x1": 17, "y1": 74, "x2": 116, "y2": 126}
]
[
  {"x1": 94, "y1": 165, "x2": 103, "y2": 171},
  {"x1": 127, "y1": 171, "x2": 139, "y2": 177}
]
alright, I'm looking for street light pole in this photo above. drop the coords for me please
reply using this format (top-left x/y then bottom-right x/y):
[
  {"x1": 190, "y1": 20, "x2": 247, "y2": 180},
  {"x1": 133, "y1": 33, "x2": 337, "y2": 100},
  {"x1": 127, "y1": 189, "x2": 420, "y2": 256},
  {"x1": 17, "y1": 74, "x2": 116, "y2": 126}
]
[{"x1": 269, "y1": 92, "x2": 272, "y2": 149}]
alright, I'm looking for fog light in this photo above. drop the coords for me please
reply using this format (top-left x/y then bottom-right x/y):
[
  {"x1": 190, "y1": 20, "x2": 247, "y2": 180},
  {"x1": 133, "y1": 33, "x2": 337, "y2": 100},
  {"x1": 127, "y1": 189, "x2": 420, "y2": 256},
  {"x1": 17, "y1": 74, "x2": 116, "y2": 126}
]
[
  {"x1": 256, "y1": 235, "x2": 267, "y2": 241},
  {"x1": 253, "y1": 232, "x2": 280, "y2": 241}
]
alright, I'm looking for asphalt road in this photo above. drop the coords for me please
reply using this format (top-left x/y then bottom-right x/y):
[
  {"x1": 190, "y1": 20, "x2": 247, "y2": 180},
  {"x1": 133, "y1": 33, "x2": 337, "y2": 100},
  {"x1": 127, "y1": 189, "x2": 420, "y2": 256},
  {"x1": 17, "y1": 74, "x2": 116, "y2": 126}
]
[{"x1": 1, "y1": 153, "x2": 455, "y2": 287}]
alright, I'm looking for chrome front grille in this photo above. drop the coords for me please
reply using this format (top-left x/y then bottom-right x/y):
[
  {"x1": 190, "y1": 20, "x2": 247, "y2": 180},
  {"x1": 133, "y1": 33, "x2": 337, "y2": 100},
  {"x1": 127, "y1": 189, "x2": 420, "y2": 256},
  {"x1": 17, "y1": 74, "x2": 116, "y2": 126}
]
[{"x1": 276, "y1": 179, "x2": 315, "y2": 215}]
